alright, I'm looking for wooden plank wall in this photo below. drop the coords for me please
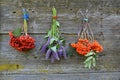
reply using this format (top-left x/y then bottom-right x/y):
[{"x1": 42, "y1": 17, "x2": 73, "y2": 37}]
[{"x1": 0, "y1": 0, "x2": 120, "y2": 80}]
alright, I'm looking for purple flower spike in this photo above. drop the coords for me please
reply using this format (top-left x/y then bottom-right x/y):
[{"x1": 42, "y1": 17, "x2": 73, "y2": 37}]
[
  {"x1": 40, "y1": 37, "x2": 50, "y2": 53},
  {"x1": 58, "y1": 48, "x2": 63, "y2": 57},
  {"x1": 61, "y1": 46, "x2": 67, "y2": 59},
  {"x1": 52, "y1": 51, "x2": 60, "y2": 60},
  {"x1": 51, "y1": 54, "x2": 55, "y2": 63},
  {"x1": 46, "y1": 49, "x2": 52, "y2": 60}
]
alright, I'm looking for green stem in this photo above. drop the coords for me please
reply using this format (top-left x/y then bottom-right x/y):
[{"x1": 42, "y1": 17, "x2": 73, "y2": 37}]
[
  {"x1": 51, "y1": 7, "x2": 57, "y2": 38},
  {"x1": 24, "y1": 19, "x2": 28, "y2": 35}
]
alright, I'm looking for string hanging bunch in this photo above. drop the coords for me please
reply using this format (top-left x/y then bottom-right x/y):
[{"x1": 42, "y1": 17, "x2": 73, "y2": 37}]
[
  {"x1": 9, "y1": 9, "x2": 35, "y2": 51},
  {"x1": 71, "y1": 10, "x2": 103, "y2": 69},
  {"x1": 40, "y1": 7, "x2": 67, "y2": 63}
]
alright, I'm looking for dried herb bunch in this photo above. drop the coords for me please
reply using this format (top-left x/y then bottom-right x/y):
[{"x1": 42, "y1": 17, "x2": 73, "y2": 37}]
[
  {"x1": 9, "y1": 9, "x2": 35, "y2": 51},
  {"x1": 40, "y1": 7, "x2": 67, "y2": 62},
  {"x1": 71, "y1": 10, "x2": 103, "y2": 69}
]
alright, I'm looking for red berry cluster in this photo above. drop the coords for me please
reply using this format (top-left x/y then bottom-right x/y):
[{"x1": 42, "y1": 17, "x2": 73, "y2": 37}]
[
  {"x1": 71, "y1": 39, "x2": 103, "y2": 56},
  {"x1": 9, "y1": 32, "x2": 35, "y2": 51}
]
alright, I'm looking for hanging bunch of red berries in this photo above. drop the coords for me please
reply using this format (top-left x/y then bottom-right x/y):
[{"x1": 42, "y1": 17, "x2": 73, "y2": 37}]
[
  {"x1": 9, "y1": 9, "x2": 35, "y2": 51},
  {"x1": 9, "y1": 32, "x2": 35, "y2": 51}
]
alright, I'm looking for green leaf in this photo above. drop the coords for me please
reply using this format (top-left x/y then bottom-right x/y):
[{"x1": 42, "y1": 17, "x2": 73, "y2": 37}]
[
  {"x1": 12, "y1": 28, "x2": 22, "y2": 37},
  {"x1": 51, "y1": 46, "x2": 57, "y2": 52},
  {"x1": 88, "y1": 60, "x2": 92, "y2": 69},
  {"x1": 59, "y1": 40, "x2": 64, "y2": 43},
  {"x1": 48, "y1": 31, "x2": 52, "y2": 36},
  {"x1": 52, "y1": 7, "x2": 56, "y2": 16},
  {"x1": 67, "y1": 48, "x2": 74, "y2": 56},
  {"x1": 85, "y1": 51, "x2": 95, "y2": 57},
  {"x1": 85, "y1": 61, "x2": 89, "y2": 68},
  {"x1": 50, "y1": 38, "x2": 55, "y2": 45},
  {"x1": 56, "y1": 21, "x2": 60, "y2": 27},
  {"x1": 92, "y1": 57, "x2": 96, "y2": 67},
  {"x1": 94, "y1": 53, "x2": 98, "y2": 59},
  {"x1": 44, "y1": 35, "x2": 49, "y2": 38},
  {"x1": 50, "y1": 38, "x2": 57, "y2": 45},
  {"x1": 84, "y1": 56, "x2": 93, "y2": 63},
  {"x1": 56, "y1": 44, "x2": 60, "y2": 49},
  {"x1": 84, "y1": 60, "x2": 92, "y2": 69},
  {"x1": 84, "y1": 56, "x2": 96, "y2": 69},
  {"x1": 44, "y1": 31, "x2": 51, "y2": 38}
]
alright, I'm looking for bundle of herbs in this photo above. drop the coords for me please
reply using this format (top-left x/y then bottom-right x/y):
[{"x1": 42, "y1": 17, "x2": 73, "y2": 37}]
[
  {"x1": 71, "y1": 10, "x2": 103, "y2": 69},
  {"x1": 9, "y1": 9, "x2": 35, "y2": 51},
  {"x1": 40, "y1": 7, "x2": 67, "y2": 63}
]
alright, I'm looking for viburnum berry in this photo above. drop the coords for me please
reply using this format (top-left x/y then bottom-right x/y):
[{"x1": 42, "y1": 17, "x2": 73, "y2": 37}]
[
  {"x1": 9, "y1": 32, "x2": 35, "y2": 52},
  {"x1": 9, "y1": 9, "x2": 35, "y2": 52}
]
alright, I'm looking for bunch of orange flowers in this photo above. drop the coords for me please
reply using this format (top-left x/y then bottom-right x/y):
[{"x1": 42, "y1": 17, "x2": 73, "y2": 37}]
[{"x1": 71, "y1": 39, "x2": 103, "y2": 56}]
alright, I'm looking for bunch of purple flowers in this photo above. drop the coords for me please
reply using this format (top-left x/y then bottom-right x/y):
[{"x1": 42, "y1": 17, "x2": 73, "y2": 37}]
[{"x1": 40, "y1": 7, "x2": 67, "y2": 63}]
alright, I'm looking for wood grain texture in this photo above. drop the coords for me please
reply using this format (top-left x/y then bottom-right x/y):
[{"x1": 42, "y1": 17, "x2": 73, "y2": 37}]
[
  {"x1": 0, "y1": 72, "x2": 120, "y2": 80},
  {"x1": 0, "y1": 0, "x2": 120, "y2": 79},
  {"x1": 0, "y1": 14, "x2": 120, "y2": 35},
  {"x1": 0, "y1": 35, "x2": 120, "y2": 74}
]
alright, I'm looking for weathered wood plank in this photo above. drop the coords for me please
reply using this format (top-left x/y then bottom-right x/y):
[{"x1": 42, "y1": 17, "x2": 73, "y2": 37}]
[
  {"x1": 0, "y1": 34, "x2": 120, "y2": 73},
  {"x1": 0, "y1": 15, "x2": 120, "y2": 35},
  {"x1": 0, "y1": 72, "x2": 120, "y2": 80},
  {"x1": 0, "y1": 0, "x2": 120, "y2": 79},
  {"x1": 1, "y1": 0, "x2": 120, "y2": 15},
  {"x1": 0, "y1": 0, "x2": 120, "y2": 34},
  {"x1": 0, "y1": 34, "x2": 119, "y2": 47},
  {"x1": 0, "y1": 34, "x2": 120, "y2": 52}
]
